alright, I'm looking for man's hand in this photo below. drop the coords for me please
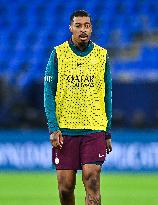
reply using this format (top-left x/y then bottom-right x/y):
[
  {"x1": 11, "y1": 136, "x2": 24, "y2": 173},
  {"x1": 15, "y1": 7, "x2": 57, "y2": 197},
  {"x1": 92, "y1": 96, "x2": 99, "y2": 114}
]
[
  {"x1": 106, "y1": 138, "x2": 112, "y2": 154},
  {"x1": 50, "y1": 131, "x2": 63, "y2": 149}
]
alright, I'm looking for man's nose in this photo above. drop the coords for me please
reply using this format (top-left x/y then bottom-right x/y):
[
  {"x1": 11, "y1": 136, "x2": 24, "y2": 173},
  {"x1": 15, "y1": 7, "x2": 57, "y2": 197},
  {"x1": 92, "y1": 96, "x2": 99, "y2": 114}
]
[{"x1": 80, "y1": 25, "x2": 86, "y2": 32}]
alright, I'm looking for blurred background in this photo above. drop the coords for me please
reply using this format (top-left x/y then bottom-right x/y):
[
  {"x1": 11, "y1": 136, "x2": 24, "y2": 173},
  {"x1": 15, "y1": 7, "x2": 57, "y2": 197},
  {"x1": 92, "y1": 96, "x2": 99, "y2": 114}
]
[
  {"x1": 0, "y1": 0, "x2": 158, "y2": 204},
  {"x1": 0, "y1": 0, "x2": 158, "y2": 130},
  {"x1": 0, "y1": 0, "x2": 158, "y2": 172}
]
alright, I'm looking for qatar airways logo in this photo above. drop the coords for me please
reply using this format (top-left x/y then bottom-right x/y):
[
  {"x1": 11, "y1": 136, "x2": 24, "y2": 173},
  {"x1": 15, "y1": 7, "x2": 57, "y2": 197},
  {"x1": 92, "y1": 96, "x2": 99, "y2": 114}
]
[{"x1": 66, "y1": 74, "x2": 95, "y2": 88}]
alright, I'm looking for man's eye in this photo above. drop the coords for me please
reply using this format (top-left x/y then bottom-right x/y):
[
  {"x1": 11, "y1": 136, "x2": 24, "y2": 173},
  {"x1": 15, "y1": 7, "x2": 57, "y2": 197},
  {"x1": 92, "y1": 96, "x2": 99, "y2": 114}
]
[
  {"x1": 76, "y1": 25, "x2": 80, "y2": 28},
  {"x1": 85, "y1": 24, "x2": 90, "y2": 28}
]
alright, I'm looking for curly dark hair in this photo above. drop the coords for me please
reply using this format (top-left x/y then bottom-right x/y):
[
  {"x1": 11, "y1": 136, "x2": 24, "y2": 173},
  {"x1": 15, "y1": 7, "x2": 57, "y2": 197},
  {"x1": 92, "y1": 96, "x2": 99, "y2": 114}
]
[{"x1": 70, "y1": 10, "x2": 92, "y2": 24}]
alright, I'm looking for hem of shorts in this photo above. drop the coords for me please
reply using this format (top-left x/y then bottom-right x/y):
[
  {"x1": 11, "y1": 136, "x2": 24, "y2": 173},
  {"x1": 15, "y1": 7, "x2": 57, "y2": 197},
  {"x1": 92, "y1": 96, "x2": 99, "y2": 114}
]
[
  {"x1": 81, "y1": 161, "x2": 104, "y2": 166},
  {"x1": 55, "y1": 168, "x2": 80, "y2": 171}
]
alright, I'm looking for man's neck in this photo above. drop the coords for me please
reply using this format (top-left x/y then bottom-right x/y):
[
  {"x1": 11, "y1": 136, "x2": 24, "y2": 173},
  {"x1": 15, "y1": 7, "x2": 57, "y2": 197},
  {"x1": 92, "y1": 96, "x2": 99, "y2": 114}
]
[{"x1": 71, "y1": 37, "x2": 89, "y2": 51}]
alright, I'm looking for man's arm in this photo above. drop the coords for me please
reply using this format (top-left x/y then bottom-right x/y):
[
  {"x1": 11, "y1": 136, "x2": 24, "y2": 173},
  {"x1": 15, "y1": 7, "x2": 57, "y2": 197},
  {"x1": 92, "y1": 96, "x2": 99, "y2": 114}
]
[
  {"x1": 105, "y1": 53, "x2": 112, "y2": 139},
  {"x1": 44, "y1": 49, "x2": 60, "y2": 133}
]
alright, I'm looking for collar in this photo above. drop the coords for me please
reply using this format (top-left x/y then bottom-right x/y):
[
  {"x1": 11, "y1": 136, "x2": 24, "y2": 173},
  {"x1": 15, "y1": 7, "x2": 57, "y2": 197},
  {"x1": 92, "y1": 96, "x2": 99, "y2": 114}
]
[{"x1": 68, "y1": 38, "x2": 94, "y2": 57}]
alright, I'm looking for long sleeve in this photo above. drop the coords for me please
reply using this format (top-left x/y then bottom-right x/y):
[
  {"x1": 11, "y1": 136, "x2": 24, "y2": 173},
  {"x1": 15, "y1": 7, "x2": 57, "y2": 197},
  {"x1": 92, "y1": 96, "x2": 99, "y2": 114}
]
[
  {"x1": 105, "y1": 53, "x2": 112, "y2": 135},
  {"x1": 44, "y1": 49, "x2": 60, "y2": 133}
]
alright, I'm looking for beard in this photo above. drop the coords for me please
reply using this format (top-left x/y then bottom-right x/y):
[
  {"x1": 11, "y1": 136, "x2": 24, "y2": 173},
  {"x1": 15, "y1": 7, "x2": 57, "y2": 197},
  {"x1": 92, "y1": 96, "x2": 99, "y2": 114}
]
[{"x1": 79, "y1": 41, "x2": 88, "y2": 47}]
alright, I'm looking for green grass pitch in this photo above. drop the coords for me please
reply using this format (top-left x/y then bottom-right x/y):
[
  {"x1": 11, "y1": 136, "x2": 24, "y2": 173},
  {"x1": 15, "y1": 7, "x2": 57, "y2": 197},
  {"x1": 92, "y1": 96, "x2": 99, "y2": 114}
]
[{"x1": 0, "y1": 172, "x2": 157, "y2": 205}]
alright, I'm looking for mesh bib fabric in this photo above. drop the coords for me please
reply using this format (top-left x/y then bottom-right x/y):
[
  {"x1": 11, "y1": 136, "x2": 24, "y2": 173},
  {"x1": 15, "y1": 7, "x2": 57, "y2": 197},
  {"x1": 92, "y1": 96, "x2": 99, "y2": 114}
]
[{"x1": 55, "y1": 41, "x2": 107, "y2": 130}]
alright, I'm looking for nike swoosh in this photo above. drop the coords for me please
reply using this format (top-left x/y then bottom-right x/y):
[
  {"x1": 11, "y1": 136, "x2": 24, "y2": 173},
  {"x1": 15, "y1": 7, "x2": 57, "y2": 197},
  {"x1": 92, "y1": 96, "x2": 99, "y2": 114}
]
[
  {"x1": 77, "y1": 63, "x2": 82, "y2": 66},
  {"x1": 99, "y1": 154, "x2": 105, "y2": 158}
]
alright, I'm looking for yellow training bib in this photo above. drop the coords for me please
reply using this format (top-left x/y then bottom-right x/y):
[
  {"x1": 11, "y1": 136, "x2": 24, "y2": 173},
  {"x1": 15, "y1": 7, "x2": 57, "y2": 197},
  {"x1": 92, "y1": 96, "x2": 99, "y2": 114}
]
[{"x1": 55, "y1": 41, "x2": 107, "y2": 130}]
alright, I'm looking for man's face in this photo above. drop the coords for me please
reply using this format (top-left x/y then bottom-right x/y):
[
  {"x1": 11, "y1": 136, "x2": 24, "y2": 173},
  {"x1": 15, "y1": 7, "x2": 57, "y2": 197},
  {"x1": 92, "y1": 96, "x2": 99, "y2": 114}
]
[{"x1": 70, "y1": 16, "x2": 92, "y2": 44}]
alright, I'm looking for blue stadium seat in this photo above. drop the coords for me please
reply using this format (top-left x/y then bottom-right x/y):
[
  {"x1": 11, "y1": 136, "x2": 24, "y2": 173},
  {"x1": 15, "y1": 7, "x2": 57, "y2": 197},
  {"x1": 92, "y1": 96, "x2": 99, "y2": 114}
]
[{"x1": 0, "y1": 0, "x2": 157, "y2": 86}]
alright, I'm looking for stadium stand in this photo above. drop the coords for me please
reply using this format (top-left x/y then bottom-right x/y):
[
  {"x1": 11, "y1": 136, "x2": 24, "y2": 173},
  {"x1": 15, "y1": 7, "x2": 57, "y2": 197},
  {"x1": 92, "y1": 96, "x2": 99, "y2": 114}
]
[{"x1": 0, "y1": 0, "x2": 158, "y2": 128}]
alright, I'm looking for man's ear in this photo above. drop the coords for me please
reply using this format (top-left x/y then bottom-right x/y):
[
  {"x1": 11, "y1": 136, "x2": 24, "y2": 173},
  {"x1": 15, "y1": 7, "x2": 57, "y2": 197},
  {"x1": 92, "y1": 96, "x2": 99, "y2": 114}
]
[
  {"x1": 90, "y1": 24, "x2": 92, "y2": 33},
  {"x1": 69, "y1": 25, "x2": 72, "y2": 33}
]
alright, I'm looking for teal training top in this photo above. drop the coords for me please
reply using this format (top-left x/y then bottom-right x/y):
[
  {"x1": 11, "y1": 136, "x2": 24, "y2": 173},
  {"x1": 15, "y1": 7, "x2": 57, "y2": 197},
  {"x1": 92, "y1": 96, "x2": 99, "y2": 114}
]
[{"x1": 44, "y1": 40, "x2": 112, "y2": 137}]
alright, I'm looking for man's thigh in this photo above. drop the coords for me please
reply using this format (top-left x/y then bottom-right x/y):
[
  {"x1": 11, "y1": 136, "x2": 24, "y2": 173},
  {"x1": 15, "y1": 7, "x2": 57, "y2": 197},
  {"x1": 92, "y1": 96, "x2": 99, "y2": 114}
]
[
  {"x1": 82, "y1": 164, "x2": 101, "y2": 191},
  {"x1": 82, "y1": 164, "x2": 101, "y2": 178},
  {"x1": 80, "y1": 131, "x2": 106, "y2": 165},
  {"x1": 57, "y1": 170, "x2": 77, "y2": 191}
]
